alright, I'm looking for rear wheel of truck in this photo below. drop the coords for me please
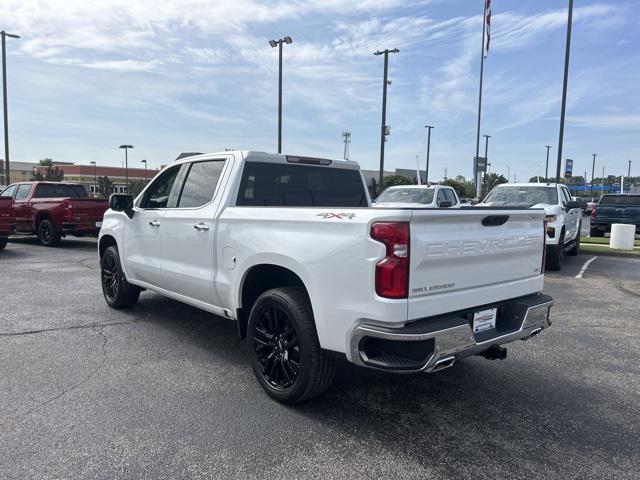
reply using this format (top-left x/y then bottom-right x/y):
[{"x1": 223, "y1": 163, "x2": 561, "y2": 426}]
[
  {"x1": 38, "y1": 219, "x2": 61, "y2": 247},
  {"x1": 101, "y1": 246, "x2": 140, "y2": 309},
  {"x1": 247, "y1": 287, "x2": 336, "y2": 403},
  {"x1": 0, "y1": 238, "x2": 7, "y2": 250}
]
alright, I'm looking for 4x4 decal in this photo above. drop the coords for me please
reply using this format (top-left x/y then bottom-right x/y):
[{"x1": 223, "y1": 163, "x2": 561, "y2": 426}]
[{"x1": 317, "y1": 212, "x2": 356, "y2": 220}]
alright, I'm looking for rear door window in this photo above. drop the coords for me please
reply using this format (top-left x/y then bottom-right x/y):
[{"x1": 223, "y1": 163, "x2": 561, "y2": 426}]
[
  {"x1": 177, "y1": 160, "x2": 226, "y2": 208},
  {"x1": 443, "y1": 188, "x2": 457, "y2": 205},
  {"x1": 436, "y1": 189, "x2": 447, "y2": 206},
  {"x1": 237, "y1": 162, "x2": 367, "y2": 207}
]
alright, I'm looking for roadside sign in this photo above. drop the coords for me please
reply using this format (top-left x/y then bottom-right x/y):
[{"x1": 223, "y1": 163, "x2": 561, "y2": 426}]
[
  {"x1": 564, "y1": 159, "x2": 573, "y2": 178},
  {"x1": 474, "y1": 156, "x2": 487, "y2": 173}
]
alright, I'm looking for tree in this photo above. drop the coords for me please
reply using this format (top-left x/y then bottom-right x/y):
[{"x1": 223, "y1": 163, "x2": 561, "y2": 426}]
[
  {"x1": 442, "y1": 178, "x2": 475, "y2": 199},
  {"x1": 380, "y1": 174, "x2": 413, "y2": 190},
  {"x1": 97, "y1": 176, "x2": 113, "y2": 198},
  {"x1": 32, "y1": 158, "x2": 64, "y2": 181},
  {"x1": 128, "y1": 179, "x2": 146, "y2": 197},
  {"x1": 481, "y1": 173, "x2": 508, "y2": 198}
]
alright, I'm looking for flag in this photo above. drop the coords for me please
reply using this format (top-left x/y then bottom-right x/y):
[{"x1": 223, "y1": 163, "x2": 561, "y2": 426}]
[{"x1": 484, "y1": 0, "x2": 491, "y2": 58}]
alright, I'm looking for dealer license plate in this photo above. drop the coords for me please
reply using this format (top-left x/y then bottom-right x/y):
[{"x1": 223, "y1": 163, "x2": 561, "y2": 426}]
[
  {"x1": 473, "y1": 308, "x2": 497, "y2": 333},
  {"x1": 95, "y1": 221, "x2": 103, "y2": 228}
]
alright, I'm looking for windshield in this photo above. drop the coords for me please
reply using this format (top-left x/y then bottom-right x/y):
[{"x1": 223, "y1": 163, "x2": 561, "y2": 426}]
[
  {"x1": 376, "y1": 188, "x2": 435, "y2": 204},
  {"x1": 600, "y1": 195, "x2": 640, "y2": 206},
  {"x1": 484, "y1": 186, "x2": 558, "y2": 206}
]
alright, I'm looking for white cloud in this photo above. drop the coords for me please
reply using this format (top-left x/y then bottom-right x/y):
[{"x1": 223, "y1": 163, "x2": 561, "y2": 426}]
[{"x1": 567, "y1": 114, "x2": 640, "y2": 130}]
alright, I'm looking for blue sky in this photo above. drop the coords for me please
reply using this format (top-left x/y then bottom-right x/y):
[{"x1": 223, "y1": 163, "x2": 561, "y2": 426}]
[{"x1": 2, "y1": 0, "x2": 639, "y2": 181}]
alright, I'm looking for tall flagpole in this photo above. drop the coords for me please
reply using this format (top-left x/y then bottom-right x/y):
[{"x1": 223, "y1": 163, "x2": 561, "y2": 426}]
[{"x1": 474, "y1": 1, "x2": 488, "y2": 198}]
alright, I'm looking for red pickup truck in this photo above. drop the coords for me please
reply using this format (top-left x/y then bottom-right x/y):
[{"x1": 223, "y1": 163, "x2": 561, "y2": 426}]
[
  {"x1": 1, "y1": 182, "x2": 109, "y2": 247},
  {"x1": 0, "y1": 194, "x2": 16, "y2": 250}
]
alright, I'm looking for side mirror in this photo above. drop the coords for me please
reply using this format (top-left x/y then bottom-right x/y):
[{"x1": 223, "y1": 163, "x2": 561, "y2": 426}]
[
  {"x1": 566, "y1": 200, "x2": 581, "y2": 210},
  {"x1": 438, "y1": 200, "x2": 453, "y2": 208},
  {"x1": 109, "y1": 194, "x2": 134, "y2": 218}
]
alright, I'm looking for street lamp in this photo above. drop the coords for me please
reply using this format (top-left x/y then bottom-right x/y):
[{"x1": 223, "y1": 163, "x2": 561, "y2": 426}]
[
  {"x1": 269, "y1": 36, "x2": 292, "y2": 154},
  {"x1": 141, "y1": 159, "x2": 148, "y2": 183},
  {"x1": 590, "y1": 153, "x2": 597, "y2": 195},
  {"x1": 89, "y1": 161, "x2": 97, "y2": 196},
  {"x1": 373, "y1": 48, "x2": 399, "y2": 192},
  {"x1": 118, "y1": 144, "x2": 133, "y2": 192},
  {"x1": 545, "y1": 146, "x2": 552, "y2": 180},
  {"x1": 1, "y1": 31, "x2": 20, "y2": 186},
  {"x1": 424, "y1": 125, "x2": 434, "y2": 185}
]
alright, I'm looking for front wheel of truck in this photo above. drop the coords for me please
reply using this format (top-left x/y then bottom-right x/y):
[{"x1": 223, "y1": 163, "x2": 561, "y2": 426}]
[
  {"x1": 247, "y1": 287, "x2": 336, "y2": 403},
  {"x1": 101, "y1": 246, "x2": 140, "y2": 309}
]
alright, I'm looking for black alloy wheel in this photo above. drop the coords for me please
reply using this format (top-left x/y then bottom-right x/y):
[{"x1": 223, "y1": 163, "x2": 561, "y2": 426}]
[
  {"x1": 100, "y1": 246, "x2": 140, "y2": 309},
  {"x1": 252, "y1": 304, "x2": 300, "y2": 390},
  {"x1": 102, "y1": 252, "x2": 120, "y2": 303}
]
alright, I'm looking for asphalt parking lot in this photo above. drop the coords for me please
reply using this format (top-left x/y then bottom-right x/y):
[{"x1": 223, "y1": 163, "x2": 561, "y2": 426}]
[{"x1": 1, "y1": 237, "x2": 639, "y2": 480}]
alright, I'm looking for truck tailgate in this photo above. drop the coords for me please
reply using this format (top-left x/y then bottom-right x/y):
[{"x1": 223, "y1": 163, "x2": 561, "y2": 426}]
[
  {"x1": 68, "y1": 199, "x2": 109, "y2": 221},
  {"x1": 408, "y1": 208, "x2": 545, "y2": 320}
]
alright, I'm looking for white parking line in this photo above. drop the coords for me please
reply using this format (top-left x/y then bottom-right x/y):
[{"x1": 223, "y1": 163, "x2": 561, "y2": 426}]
[{"x1": 575, "y1": 256, "x2": 598, "y2": 279}]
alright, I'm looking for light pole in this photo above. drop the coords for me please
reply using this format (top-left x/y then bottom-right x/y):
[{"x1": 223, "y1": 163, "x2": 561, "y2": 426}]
[
  {"x1": 374, "y1": 48, "x2": 399, "y2": 192},
  {"x1": 119, "y1": 145, "x2": 133, "y2": 192},
  {"x1": 269, "y1": 36, "x2": 292, "y2": 154},
  {"x1": 545, "y1": 145, "x2": 551, "y2": 180},
  {"x1": 555, "y1": 0, "x2": 574, "y2": 183},
  {"x1": 89, "y1": 161, "x2": 97, "y2": 195},
  {"x1": 627, "y1": 160, "x2": 632, "y2": 194},
  {"x1": 141, "y1": 159, "x2": 148, "y2": 183},
  {"x1": 424, "y1": 125, "x2": 434, "y2": 185},
  {"x1": 590, "y1": 153, "x2": 597, "y2": 195},
  {"x1": 601, "y1": 165, "x2": 605, "y2": 196},
  {"x1": 341, "y1": 131, "x2": 350, "y2": 160},
  {"x1": 1, "y1": 31, "x2": 20, "y2": 186}
]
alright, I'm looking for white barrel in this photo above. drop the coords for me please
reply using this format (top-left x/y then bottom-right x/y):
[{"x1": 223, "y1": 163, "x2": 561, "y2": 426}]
[{"x1": 610, "y1": 224, "x2": 635, "y2": 250}]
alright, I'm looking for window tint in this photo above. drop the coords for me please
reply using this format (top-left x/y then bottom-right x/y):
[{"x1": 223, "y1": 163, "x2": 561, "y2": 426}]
[
  {"x1": 483, "y1": 186, "x2": 558, "y2": 206},
  {"x1": 443, "y1": 188, "x2": 457, "y2": 204},
  {"x1": 140, "y1": 166, "x2": 180, "y2": 209},
  {"x1": 376, "y1": 188, "x2": 434, "y2": 204},
  {"x1": 177, "y1": 160, "x2": 226, "y2": 208},
  {"x1": 600, "y1": 195, "x2": 640, "y2": 206},
  {"x1": 35, "y1": 184, "x2": 76, "y2": 198},
  {"x1": 237, "y1": 162, "x2": 367, "y2": 207},
  {"x1": 15, "y1": 184, "x2": 31, "y2": 200},
  {"x1": 0, "y1": 185, "x2": 18, "y2": 198},
  {"x1": 69, "y1": 185, "x2": 88, "y2": 197},
  {"x1": 436, "y1": 189, "x2": 447, "y2": 206}
]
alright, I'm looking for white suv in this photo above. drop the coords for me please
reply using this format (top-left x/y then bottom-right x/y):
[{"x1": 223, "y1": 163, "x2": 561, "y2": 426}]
[{"x1": 479, "y1": 183, "x2": 582, "y2": 271}]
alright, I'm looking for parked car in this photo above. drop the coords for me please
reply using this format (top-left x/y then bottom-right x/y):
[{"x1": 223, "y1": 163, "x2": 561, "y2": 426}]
[
  {"x1": 374, "y1": 185, "x2": 460, "y2": 208},
  {"x1": 585, "y1": 198, "x2": 600, "y2": 215},
  {"x1": 99, "y1": 151, "x2": 552, "y2": 403},
  {"x1": 2, "y1": 181, "x2": 109, "y2": 246},
  {"x1": 590, "y1": 194, "x2": 640, "y2": 237},
  {"x1": 0, "y1": 189, "x2": 16, "y2": 250},
  {"x1": 478, "y1": 183, "x2": 581, "y2": 271}
]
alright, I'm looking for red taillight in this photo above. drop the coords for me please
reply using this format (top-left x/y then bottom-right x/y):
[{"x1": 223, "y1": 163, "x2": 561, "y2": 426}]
[
  {"x1": 62, "y1": 200, "x2": 73, "y2": 222},
  {"x1": 591, "y1": 205, "x2": 597, "y2": 219},
  {"x1": 370, "y1": 222, "x2": 410, "y2": 299}
]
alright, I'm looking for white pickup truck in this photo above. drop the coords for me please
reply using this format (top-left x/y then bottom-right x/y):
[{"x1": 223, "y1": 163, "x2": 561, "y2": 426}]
[{"x1": 99, "y1": 151, "x2": 553, "y2": 403}]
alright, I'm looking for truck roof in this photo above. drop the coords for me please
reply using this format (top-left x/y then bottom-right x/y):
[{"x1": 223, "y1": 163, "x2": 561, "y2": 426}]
[
  {"x1": 173, "y1": 151, "x2": 360, "y2": 170},
  {"x1": 494, "y1": 183, "x2": 559, "y2": 187}
]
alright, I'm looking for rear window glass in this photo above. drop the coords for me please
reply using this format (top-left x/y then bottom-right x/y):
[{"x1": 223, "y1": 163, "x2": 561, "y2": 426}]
[
  {"x1": 600, "y1": 195, "x2": 640, "y2": 205},
  {"x1": 376, "y1": 188, "x2": 434, "y2": 204},
  {"x1": 484, "y1": 186, "x2": 558, "y2": 206},
  {"x1": 15, "y1": 184, "x2": 32, "y2": 200},
  {"x1": 236, "y1": 162, "x2": 367, "y2": 207},
  {"x1": 35, "y1": 184, "x2": 81, "y2": 198},
  {"x1": 177, "y1": 160, "x2": 226, "y2": 208}
]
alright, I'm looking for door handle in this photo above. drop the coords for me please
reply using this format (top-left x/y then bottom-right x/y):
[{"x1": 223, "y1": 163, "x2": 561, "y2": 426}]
[
  {"x1": 149, "y1": 220, "x2": 160, "y2": 228},
  {"x1": 193, "y1": 223, "x2": 210, "y2": 231}
]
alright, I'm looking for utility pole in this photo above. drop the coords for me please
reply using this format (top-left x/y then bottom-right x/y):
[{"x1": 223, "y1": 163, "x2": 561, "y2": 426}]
[
  {"x1": 627, "y1": 160, "x2": 632, "y2": 194},
  {"x1": 555, "y1": 0, "x2": 574, "y2": 183},
  {"x1": 342, "y1": 131, "x2": 351, "y2": 160},
  {"x1": 424, "y1": 125, "x2": 434, "y2": 185},
  {"x1": 1, "y1": 31, "x2": 20, "y2": 186},
  {"x1": 374, "y1": 48, "x2": 399, "y2": 193},
  {"x1": 119, "y1": 145, "x2": 133, "y2": 192},
  {"x1": 474, "y1": 1, "x2": 490, "y2": 198},
  {"x1": 269, "y1": 36, "x2": 293, "y2": 154},
  {"x1": 601, "y1": 165, "x2": 605, "y2": 196},
  {"x1": 545, "y1": 145, "x2": 551, "y2": 180},
  {"x1": 590, "y1": 153, "x2": 597, "y2": 195}
]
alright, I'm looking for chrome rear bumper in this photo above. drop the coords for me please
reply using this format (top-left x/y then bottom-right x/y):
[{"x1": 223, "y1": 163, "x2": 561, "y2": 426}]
[{"x1": 349, "y1": 293, "x2": 553, "y2": 373}]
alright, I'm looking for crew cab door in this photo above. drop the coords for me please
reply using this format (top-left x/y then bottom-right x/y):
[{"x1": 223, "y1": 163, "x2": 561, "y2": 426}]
[
  {"x1": 123, "y1": 165, "x2": 181, "y2": 287},
  {"x1": 13, "y1": 184, "x2": 33, "y2": 231},
  {"x1": 161, "y1": 156, "x2": 232, "y2": 305}
]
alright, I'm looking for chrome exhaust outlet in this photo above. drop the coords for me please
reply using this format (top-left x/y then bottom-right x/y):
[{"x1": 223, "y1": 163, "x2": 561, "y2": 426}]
[
  {"x1": 529, "y1": 327, "x2": 543, "y2": 338},
  {"x1": 433, "y1": 356, "x2": 455, "y2": 371}
]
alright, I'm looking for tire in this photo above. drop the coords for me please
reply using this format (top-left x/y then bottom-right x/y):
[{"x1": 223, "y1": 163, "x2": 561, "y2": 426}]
[
  {"x1": 247, "y1": 287, "x2": 336, "y2": 404},
  {"x1": 0, "y1": 238, "x2": 7, "y2": 250},
  {"x1": 37, "y1": 219, "x2": 61, "y2": 247},
  {"x1": 590, "y1": 227, "x2": 604, "y2": 237},
  {"x1": 101, "y1": 246, "x2": 140, "y2": 309},
  {"x1": 545, "y1": 230, "x2": 564, "y2": 271},
  {"x1": 567, "y1": 224, "x2": 580, "y2": 256}
]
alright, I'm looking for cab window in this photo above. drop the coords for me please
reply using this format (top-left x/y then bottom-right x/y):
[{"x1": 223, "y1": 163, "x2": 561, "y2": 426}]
[
  {"x1": 15, "y1": 184, "x2": 32, "y2": 200},
  {"x1": 443, "y1": 188, "x2": 457, "y2": 205},
  {"x1": 139, "y1": 165, "x2": 180, "y2": 209},
  {"x1": 176, "y1": 160, "x2": 226, "y2": 208},
  {"x1": 436, "y1": 189, "x2": 447, "y2": 207},
  {"x1": 0, "y1": 185, "x2": 18, "y2": 198}
]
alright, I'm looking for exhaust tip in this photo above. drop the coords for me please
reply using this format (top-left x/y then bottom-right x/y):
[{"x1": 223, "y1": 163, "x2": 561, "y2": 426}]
[{"x1": 433, "y1": 356, "x2": 456, "y2": 371}]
